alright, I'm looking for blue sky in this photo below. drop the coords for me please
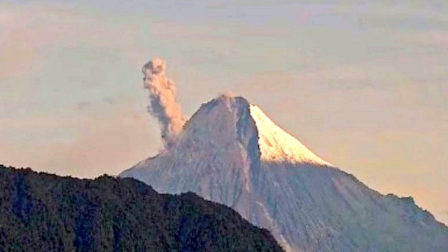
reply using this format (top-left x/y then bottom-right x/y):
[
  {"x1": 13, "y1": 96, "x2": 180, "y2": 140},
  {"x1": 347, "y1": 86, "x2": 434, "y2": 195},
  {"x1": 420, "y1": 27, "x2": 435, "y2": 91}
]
[{"x1": 0, "y1": 0, "x2": 447, "y2": 224}]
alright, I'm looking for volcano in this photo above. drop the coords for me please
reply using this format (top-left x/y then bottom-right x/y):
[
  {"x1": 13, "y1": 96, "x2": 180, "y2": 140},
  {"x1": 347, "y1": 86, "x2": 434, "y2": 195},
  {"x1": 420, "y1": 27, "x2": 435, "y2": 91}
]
[{"x1": 120, "y1": 95, "x2": 448, "y2": 252}]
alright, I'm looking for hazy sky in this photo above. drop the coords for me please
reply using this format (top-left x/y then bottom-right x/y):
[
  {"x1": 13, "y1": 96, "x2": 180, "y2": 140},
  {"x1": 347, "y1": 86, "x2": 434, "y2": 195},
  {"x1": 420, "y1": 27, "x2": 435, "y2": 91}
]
[{"x1": 1, "y1": 0, "x2": 447, "y2": 224}]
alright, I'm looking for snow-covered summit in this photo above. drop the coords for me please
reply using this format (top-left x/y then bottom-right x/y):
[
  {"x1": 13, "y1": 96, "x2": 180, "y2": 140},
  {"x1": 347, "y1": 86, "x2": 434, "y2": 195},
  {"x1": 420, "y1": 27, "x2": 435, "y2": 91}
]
[
  {"x1": 121, "y1": 94, "x2": 448, "y2": 252},
  {"x1": 177, "y1": 95, "x2": 331, "y2": 167},
  {"x1": 249, "y1": 104, "x2": 331, "y2": 166}
]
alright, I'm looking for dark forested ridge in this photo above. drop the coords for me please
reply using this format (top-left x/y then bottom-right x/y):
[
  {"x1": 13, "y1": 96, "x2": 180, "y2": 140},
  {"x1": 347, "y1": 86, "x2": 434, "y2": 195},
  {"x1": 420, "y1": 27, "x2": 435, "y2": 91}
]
[{"x1": 0, "y1": 165, "x2": 284, "y2": 252}]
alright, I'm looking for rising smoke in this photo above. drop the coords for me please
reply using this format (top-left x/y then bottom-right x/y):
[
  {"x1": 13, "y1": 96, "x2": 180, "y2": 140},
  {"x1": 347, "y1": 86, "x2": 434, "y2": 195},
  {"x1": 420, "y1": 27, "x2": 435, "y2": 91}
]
[{"x1": 142, "y1": 58, "x2": 185, "y2": 149}]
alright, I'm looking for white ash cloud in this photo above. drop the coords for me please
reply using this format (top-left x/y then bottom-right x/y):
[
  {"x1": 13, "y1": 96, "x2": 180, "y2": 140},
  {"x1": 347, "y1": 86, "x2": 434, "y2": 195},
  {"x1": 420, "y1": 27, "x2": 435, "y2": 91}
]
[{"x1": 142, "y1": 58, "x2": 185, "y2": 149}]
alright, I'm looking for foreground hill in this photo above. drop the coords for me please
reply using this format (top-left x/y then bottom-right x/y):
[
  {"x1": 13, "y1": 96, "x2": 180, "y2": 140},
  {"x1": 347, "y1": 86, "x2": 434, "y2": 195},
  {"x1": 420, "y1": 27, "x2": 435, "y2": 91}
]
[
  {"x1": 0, "y1": 165, "x2": 284, "y2": 252},
  {"x1": 122, "y1": 95, "x2": 448, "y2": 252}
]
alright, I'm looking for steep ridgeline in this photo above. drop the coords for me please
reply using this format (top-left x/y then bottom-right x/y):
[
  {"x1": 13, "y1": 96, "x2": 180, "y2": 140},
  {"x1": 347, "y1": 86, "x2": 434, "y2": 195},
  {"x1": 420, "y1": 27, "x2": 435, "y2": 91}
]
[
  {"x1": 121, "y1": 95, "x2": 448, "y2": 252},
  {"x1": 0, "y1": 165, "x2": 284, "y2": 252}
]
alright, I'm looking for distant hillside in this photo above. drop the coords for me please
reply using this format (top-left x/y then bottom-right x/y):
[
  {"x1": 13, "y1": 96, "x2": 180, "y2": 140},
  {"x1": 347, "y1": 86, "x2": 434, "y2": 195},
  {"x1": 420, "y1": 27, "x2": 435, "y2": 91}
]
[{"x1": 0, "y1": 165, "x2": 284, "y2": 252}]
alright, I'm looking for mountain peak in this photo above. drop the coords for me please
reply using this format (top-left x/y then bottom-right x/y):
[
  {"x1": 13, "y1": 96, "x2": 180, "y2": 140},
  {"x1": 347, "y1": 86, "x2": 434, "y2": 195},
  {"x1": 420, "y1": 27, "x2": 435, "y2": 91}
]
[
  {"x1": 182, "y1": 95, "x2": 331, "y2": 167},
  {"x1": 196, "y1": 94, "x2": 251, "y2": 116},
  {"x1": 121, "y1": 94, "x2": 448, "y2": 252}
]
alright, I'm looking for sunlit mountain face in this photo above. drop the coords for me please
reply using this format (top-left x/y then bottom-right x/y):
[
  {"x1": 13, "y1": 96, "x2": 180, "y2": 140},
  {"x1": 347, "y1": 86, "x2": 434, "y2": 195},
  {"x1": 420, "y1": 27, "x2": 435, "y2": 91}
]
[{"x1": 121, "y1": 95, "x2": 448, "y2": 252}]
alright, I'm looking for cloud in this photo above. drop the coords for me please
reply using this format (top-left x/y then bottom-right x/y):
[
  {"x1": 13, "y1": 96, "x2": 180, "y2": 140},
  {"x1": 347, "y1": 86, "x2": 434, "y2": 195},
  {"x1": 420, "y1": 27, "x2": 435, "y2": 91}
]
[{"x1": 142, "y1": 58, "x2": 185, "y2": 149}]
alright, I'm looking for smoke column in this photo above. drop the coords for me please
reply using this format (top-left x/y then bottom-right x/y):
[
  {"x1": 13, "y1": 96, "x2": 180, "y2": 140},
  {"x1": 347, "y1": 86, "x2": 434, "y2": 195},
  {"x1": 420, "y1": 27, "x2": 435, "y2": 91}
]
[{"x1": 142, "y1": 58, "x2": 185, "y2": 149}]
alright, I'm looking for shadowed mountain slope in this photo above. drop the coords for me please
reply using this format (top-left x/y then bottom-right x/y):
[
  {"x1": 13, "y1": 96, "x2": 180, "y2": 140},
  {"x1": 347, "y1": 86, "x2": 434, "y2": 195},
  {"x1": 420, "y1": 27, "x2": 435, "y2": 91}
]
[{"x1": 0, "y1": 164, "x2": 284, "y2": 252}]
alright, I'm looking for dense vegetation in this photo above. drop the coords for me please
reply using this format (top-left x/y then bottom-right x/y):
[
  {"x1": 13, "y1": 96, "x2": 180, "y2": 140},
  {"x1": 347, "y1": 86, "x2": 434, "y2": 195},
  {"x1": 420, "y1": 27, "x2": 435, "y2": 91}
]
[{"x1": 0, "y1": 165, "x2": 284, "y2": 252}]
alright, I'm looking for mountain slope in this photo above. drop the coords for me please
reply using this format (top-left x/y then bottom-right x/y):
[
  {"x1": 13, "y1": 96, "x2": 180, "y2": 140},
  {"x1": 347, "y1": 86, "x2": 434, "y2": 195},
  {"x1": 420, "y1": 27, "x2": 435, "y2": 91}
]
[
  {"x1": 121, "y1": 95, "x2": 448, "y2": 252},
  {"x1": 0, "y1": 164, "x2": 284, "y2": 252}
]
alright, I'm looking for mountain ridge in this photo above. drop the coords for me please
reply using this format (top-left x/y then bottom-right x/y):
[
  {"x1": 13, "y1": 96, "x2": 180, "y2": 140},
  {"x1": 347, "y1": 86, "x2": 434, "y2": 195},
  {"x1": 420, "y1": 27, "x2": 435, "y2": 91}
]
[
  {"x1": 121, "y1": 95, "x2": 448, "y2": 252},
  {"x1": 0, "y1": 164, "x2": 284, "y2": 252}
]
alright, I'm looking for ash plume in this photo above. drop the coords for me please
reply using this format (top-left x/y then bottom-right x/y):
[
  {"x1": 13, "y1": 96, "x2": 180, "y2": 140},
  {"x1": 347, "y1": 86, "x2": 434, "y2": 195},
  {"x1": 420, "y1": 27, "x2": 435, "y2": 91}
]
[{"x1": 142, "y1": 58, "x2": 185, "y2": 149}]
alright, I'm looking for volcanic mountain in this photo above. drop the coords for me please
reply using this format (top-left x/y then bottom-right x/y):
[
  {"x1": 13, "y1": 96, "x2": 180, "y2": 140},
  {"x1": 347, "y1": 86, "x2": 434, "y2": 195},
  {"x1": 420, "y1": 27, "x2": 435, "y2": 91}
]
[{"x1": 121, "y1": 95, "x2": 448, "y2": 252}]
